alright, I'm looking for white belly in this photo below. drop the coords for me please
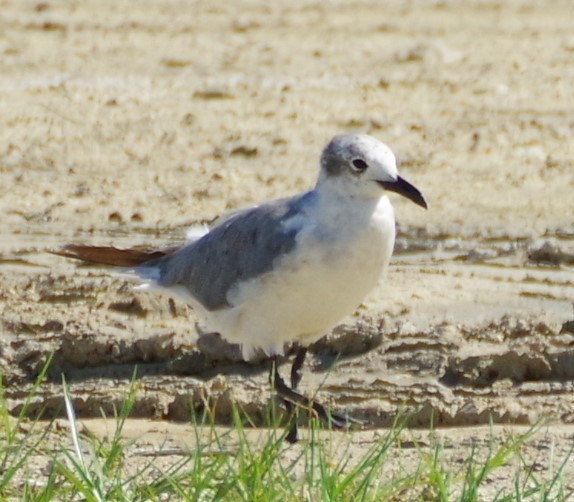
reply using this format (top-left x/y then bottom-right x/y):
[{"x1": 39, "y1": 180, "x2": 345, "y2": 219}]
[{"x1": 210, "y1": 198, "x2": 396, "y2": 359}]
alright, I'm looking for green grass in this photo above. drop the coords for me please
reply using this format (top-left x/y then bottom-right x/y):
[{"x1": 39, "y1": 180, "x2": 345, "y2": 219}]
[{"x1": 1, "y1": 365, "x2": 573, "y2": 501}]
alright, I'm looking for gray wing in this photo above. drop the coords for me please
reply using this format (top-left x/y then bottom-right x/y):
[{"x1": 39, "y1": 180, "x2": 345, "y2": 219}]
[{"x1": 153, "y1": 191, "x2": 316, "y2": 311}]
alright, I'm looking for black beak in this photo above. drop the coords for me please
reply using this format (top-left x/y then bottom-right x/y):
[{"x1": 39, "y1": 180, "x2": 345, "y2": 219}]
[{"x1": 378, "y1": 176, "x2": 427, "y2": 209}]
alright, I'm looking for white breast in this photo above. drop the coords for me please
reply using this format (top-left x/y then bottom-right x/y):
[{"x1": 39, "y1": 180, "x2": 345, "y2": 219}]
[{"x1": 209, "y1": 194, "x2": 396, "y2": 359}]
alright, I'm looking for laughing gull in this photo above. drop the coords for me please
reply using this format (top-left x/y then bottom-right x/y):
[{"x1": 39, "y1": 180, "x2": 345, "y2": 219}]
[{"x1": 54, "y1": 134, "x2": 427, "y2": 442}]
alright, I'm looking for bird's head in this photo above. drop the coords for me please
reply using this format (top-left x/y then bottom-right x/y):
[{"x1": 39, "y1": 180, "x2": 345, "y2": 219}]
[{"x1": 318, "y1": 134, "x2": 427, "y2": 209}]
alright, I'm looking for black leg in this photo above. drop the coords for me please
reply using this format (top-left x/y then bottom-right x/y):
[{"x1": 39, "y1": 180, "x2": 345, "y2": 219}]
[
  {"x1": 290, "y1": 346, "x2": 308, "y2": 390},
  {"x1": 283, "y1": 347, "x2": 308, "y2": 443},
  {"x1": 270, "y1": 357, "x2": 299, "y2": 443},
  {"x1": 270, "y1": 354, "x2": 354, "y2": 435}
]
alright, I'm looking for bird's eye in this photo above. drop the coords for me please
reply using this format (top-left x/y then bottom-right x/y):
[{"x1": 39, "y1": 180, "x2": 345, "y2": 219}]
[{"x1": 351, "y1": 158, "x2": 368, "y2": 172}]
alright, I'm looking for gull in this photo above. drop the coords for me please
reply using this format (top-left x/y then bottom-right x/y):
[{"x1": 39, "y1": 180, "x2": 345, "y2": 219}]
[{"x1": 53, "y1": 134, "x2": 427, "y2": 442}]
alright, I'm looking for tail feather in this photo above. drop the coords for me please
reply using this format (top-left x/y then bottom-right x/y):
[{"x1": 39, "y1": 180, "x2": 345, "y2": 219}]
[{"x1": 50, "y1": 244, "x2": 176, "y2": 267}]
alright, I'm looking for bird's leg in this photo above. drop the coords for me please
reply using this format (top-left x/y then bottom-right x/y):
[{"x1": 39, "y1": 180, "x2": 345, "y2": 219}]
[
  {"x1": 283, "y1": 346, "x2": 307, "y2": 443},
  {"x1": 290, "y1": 346, "x2": 308, "y2": 390},
  {"x1": 270, "y1": 356, "x2": 299, "y2": 443},
  {"x1": 271, "y1": 354, "x2": 353, "y2": 439}
]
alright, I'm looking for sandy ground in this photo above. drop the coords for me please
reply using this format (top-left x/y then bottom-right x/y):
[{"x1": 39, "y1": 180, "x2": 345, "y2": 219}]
[{"x1": 1, "y1": 0, "x2": 574, "y2": 494}]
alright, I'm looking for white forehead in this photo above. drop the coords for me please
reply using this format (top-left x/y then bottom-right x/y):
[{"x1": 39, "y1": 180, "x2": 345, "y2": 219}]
[{"x1": 345, "y1": 134, "x2": 397, "y2": 171}]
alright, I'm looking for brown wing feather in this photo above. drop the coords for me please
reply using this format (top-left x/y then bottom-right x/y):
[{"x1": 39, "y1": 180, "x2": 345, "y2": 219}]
[{"x1": 50, "y1": 244, "x2": 176, "y2": 267}]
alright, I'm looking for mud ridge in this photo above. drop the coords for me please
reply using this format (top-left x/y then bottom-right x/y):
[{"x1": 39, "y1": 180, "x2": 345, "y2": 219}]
[{"x1": 2, "y1": 317, "x2": 574, "y2": 428}]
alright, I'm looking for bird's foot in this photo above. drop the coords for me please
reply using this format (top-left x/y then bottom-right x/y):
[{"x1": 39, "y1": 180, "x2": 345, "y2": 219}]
[
  {"x1": 275, "y1": 380, "x2": 362, "y2": 439},
  {"x1": 271, "y1": 354, "x2": 363, "y2": 443},
  {"x1": 309, "y1": 400, "x2": 364, "y2": 430},
  {"x1": 281, "y1": 399, "x2": 362, "y2": 443}
]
